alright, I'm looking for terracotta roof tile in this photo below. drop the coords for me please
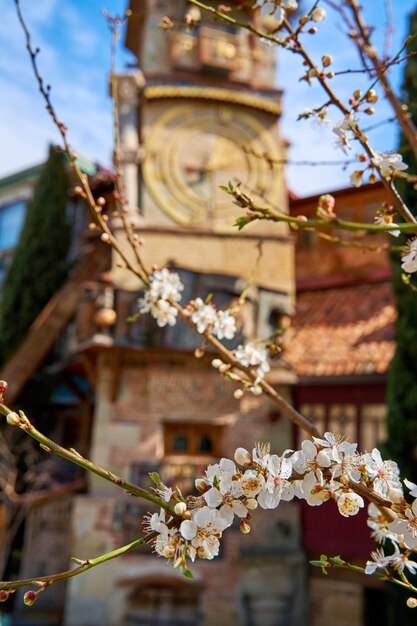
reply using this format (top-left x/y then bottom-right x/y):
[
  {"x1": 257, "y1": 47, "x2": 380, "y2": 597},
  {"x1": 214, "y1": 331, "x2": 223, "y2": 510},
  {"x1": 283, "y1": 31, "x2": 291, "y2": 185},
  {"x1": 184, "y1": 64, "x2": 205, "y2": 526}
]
[{"x1": 284, "y1": 282, "x2": 396, "y2": 378}]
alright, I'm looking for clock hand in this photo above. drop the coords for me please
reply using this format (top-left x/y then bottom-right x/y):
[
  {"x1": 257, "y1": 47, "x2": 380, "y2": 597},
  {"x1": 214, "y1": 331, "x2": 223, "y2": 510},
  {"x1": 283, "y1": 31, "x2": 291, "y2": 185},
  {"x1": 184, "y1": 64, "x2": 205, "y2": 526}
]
[{"x1": 182, "y1": 163, "x2": 207, "y2": 187}]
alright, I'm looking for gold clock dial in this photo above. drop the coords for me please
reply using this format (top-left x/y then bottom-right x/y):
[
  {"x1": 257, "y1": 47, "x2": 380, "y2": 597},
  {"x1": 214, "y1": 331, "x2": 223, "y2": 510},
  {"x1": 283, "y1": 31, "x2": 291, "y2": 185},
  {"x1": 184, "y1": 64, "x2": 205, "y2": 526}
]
[{"x1": 143, "y1": 102, "x2": 281, "y2": 229}]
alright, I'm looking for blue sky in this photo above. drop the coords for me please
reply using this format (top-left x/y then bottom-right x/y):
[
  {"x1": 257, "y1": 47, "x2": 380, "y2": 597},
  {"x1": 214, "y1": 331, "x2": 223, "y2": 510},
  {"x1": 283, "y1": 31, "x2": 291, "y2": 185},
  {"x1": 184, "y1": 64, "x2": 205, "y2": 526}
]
[{"x1": 0, "y1": 0, "x2": 416, "y2": 196}]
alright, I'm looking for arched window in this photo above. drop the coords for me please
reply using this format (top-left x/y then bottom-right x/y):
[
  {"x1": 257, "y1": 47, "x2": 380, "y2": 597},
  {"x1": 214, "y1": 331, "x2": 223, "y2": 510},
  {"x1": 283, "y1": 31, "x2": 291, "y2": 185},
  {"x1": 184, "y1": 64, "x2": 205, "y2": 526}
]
[{"x1": 123, "y1": 575, "x2": 203, "y2": 626}]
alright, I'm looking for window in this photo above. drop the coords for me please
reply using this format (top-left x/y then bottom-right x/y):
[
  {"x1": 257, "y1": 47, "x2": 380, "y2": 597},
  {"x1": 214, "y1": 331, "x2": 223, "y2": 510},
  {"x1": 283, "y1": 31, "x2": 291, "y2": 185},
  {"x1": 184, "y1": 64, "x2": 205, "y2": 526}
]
[
  {"x1": 297, "y1": 401, "x2": 387, "y2": 451},
  {"x1": 0, "y1": 201, "x2": 26, "y2": 250},
  {"x1": 299, "y1": 403, "x2": 326, "y2": 440},
  {"x1": 328, "y1": 404, "x2": 357, "y2": 443},
  {"x1": 360, "y1": 404, "x2": 387, "y2": 451},
  {"x1": 164, "y1": 422, "x2": 223, "y2": 458}
]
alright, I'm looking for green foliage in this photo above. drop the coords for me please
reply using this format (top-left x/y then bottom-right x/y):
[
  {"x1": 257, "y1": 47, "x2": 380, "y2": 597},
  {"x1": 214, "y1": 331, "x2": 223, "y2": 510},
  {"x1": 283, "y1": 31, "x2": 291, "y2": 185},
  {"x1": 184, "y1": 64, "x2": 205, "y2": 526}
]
[
  {"x1": 385, "y1": 8, "x2": 417, "y2": 481},
  {"x1": 0, "y1": 146, "x2": 71, "y2": 362},
  {"x1": 385, "y1": 10, "x2": 417, "y2": 625}
]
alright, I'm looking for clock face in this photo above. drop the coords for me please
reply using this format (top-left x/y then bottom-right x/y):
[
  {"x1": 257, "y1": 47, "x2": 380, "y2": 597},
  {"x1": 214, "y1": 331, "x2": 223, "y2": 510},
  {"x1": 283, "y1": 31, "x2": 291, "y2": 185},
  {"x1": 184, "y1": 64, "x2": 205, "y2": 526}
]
[{"x1": 143, "y1": 102, "x2": 282, "y2": 229}]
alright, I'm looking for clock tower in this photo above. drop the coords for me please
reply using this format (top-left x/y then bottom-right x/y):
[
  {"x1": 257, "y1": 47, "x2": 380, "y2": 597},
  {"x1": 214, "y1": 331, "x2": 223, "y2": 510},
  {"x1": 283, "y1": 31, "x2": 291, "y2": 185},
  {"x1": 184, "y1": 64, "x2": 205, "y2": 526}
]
[
  {"x1": 66, "y1": 4, "x2": 303, "y2": 626},
  {"x1": 114, "y1": 0, "x2": 293, "y2": 299}
]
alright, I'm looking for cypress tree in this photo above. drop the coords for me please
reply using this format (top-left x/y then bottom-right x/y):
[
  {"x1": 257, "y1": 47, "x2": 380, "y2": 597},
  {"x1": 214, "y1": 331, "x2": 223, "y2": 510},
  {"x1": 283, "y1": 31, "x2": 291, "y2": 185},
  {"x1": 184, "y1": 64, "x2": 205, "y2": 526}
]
[
  {"x1": 0, "y1": 146, "x2": 71, "y2": 362},
  {"x1": 386, "y1": 7, "x2": 417, "y2": 486},
  {"x1": 384, "y1": 8, "x2": 417, "y2": 623}
]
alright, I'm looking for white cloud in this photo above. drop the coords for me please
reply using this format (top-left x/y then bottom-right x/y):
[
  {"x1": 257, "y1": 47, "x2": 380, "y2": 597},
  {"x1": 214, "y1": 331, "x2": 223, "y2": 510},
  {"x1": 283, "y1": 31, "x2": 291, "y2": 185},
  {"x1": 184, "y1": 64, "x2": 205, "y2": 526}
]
[
  {"x1": 0, "y1": 0, "x2": 415, "y2": 200},
  {"x1": 0, "y1": 0, "x2": 114, "y2": 178}
]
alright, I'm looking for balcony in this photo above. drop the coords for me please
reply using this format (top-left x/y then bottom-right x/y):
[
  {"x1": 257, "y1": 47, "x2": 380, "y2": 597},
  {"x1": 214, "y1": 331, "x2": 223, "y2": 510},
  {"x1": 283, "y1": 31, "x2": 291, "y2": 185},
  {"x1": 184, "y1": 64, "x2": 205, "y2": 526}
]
[{"x1": 69, "y1": 268, "x2": 246, "y2": 357}]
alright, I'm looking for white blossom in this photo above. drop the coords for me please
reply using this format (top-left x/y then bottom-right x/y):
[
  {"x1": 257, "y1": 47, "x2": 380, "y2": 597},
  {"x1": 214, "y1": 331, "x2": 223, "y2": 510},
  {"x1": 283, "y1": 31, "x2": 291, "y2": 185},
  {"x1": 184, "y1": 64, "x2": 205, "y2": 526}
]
[
  {"x1": 255, "y1": 0, "x2": 297, "y2": 24},
  {"x1": 372, "y1": 152, "x2": 408, "y2": 178},
  {"x1": 405, "y1": 479, "x2": 417, "y2": 498},
  {"x1": 389, "y1": 499, "x2": 417, "y2": 549},
  {"x1": 257, "y1": 454, "x2": 294, "y2": 509},
  {"x1": 180, "y1": 507, "x2": 229, "y2": 560},
  {"x1": 204, "y1": 483, "x2": 248, "y2": 526},
  {"x1": 214, "y1": 310, "x2": 237, "y2": 340},
  {"x1": 367, "y1": 503, "x2": 392, "y2": 545},
  {"x1": 151, "y1": 299, "x2": 178, "y2": 327},
  {"x1": 337, "y1": 491, "x2": 364, "y2": 517},
  {"x1": 401, "y1": 238, "x2": 417, "y2": 274},
  {"x1": 302, "y1": 108, "x2": 329, "y2": 126},
  {"x1": 374, "y1": 214, "x2": 400, "y2": 237},
  {"x1": 366, "y1": 544, "x2": 417, "y2": 576},
  {"x1": 302, "y1": 471, "x2": 331, "y2": 506},
  {"x1": 252, "y1": 441, "x2": 271, "y2": 466},
  {"x1": 389, "y1": 544, "x2": 417, "y2": 575},
  {"x1": 365, "y1": 547, "x2": 390, "y2": 574},
  {"x1": 191, "y1": 298, "x2": 218, "y2": 334},
  {"x1": 138, "y1": 269, "x2": 184, "y2": 327},
  {"x1": 148, "y1": 268, "x2": 184, "y2": 302},
  {"x1": 241, "y1": 469, "x2": 265, "y2": 498},
  {"x1": 206, "y1": 458, "x2": 236, "y2": 492},
  {"x1": 363, "y1": 448, "x2": 402, "y2": 501},
  {"x1": 333, "y1": 111, "x2": 357, "y2": 154},
  {"x1": 148, "y1": 510, "x2": 176, "y2": 557},
  {"x1": 235, "y1": 342, "x2": 270, "y2": 383},
  {"x1": 156, "y1": 484, "x2": 173, "y2": 502}
]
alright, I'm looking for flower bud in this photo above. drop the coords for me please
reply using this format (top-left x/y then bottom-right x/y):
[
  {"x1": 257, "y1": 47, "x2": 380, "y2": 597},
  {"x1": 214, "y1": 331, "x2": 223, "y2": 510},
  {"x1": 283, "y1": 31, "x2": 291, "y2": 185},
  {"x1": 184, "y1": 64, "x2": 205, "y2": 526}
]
[
  {"x1": 0, "y1": 380, "x2": 8, "y2": 396},
  {"x1": 407, "y1": 597, "x2": 417, "y2": 608},
  {"x1": 321, "y1": 54, "x2": 332, "y2": 67},
  {"x1": 366, "y1": 89, "x2": 378, "y2": 103},
  {"x1": 97, "y1": 197, "x2": 106, "y2": 206},
  {"x1": 311, "y1": 7, "x2": 326, "y2": 21},
  {"x1": 240, "y1": 520, "x2": 251, "y2": 534},
  {"x1": 174, "y1": 502, "x2": 187, "y2": 516},
  {"x1": 195, "y1": 478, "x2": 209, "y2": 493},
  {"x1": 194, "y1": 346, "x2": 205, "y2": 358},
  {"x1": 0, "y1": 590, "x2": 10, "y2": 602},
  {"x1": 24, "y1": 590, "x2": 37, "y2": 606},
  {"x1": 298, "y1": 15, "x2": 309, "y2": 26},
  {"x1": 369, "y1": 172, "x2": 378, "y2": 184},
  {"x1": 6, "y1": 412, "x2": 20, "y2": 426},
  {"x1": 219, "y1": 363, "x2": 230, "y2": 374},
  {"x1": 234, "y1": 447, "x2": 252, "y2": 466},
  {"x1": 318, "y1": 194, "x2": 335, "y2": 211},
  {"x1": 364, "y1": 107, "x2": 375, "y2": 115},
  {"x1": 245, "y1": 498, "x2": 258, "y2": 510},
  {"x1": 233, "y1": 389, "x2": 244, "y2": 400},
  {"x1": 350, "y1": 170, "x2": 363, "y2": 188},
  {"x1": 353, "y1": 89, "x2": 362, "y2": 100},
  {"x1": 211, "y1": 359, "x2": 223, "y2": 369},
  {"x1": 101, "y1": 233, "x2": 111, "y2": 243}
]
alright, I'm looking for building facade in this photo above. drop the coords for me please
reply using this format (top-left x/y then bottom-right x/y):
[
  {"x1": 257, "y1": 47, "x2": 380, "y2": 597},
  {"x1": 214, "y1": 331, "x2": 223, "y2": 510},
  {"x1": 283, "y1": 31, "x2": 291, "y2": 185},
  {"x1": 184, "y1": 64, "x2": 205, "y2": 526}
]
[
  {"x1": 286, "y1": 182, "x2": 394, "y2": 626},
  {"x1": 1, "y1": 5, "x2": 397, "y2": 626},
  {"x1": 64, "y1": 2, "x2": 303, "y2": 626}
]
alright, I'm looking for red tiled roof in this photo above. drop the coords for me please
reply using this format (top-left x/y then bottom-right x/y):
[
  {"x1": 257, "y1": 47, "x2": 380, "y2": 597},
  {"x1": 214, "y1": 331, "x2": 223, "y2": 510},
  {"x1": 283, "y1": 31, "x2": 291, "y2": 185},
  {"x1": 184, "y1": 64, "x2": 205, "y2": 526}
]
[{"x1": 284, "y1": 281, "x2": 396, "y2": 378}]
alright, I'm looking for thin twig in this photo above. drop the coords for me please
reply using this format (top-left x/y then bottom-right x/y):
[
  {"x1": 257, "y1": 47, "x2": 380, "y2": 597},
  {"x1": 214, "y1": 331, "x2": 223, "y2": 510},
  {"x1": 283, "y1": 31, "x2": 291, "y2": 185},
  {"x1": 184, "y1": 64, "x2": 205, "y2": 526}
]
[{"x1": 0, "y1": 404, "x2": 175, "y2": 515}]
